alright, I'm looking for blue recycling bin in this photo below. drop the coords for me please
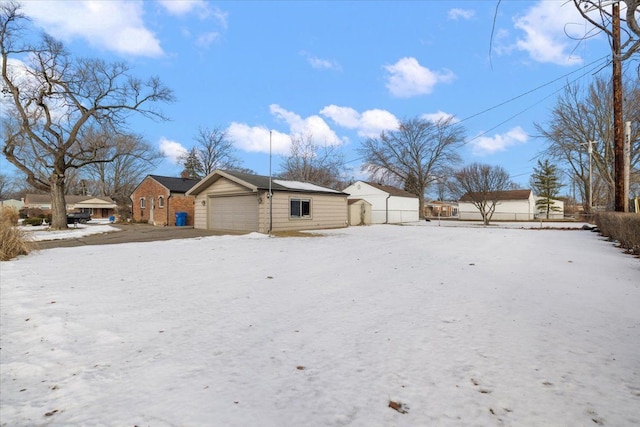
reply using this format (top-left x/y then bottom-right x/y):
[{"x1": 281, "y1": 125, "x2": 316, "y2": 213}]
[{"x1": 175, "y1": 212, "x2": 187, "y2": 226}]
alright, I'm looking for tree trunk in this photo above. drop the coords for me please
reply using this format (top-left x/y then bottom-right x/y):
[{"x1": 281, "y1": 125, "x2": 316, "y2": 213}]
[{"x1": 50, "y1": 175, "x2": 68, "y2": 230}]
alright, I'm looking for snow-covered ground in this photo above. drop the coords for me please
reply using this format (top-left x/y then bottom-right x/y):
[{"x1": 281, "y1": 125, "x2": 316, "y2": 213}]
[
  {"x1": 1, "y1": 222, "x2": 639, "y2": 426},
  {"x1": 18, "y1": 218, "x2": 120, "y2": 242}
]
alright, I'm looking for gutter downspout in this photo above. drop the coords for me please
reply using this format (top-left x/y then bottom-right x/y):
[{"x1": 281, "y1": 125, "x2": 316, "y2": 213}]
[
  {"x1": 385, "y1": 193, "x2": 391, "y2": 224},
  {"x1": 166, "y1": 194, "x2": 172, "y2": 226}
]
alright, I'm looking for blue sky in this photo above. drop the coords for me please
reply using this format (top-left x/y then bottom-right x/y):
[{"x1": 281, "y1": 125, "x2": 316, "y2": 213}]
[{"x1": 2, "y1": 0, "x2": 616, "y2": 190}]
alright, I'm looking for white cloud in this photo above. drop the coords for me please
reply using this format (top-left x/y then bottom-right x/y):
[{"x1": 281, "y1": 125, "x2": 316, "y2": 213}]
[
  {"x1": 158, "y1": 0, "x2": 205, "y2": 16},
  {"x1": 226, "y1": 123, "x2": 290, "y2": 155},
  {"x1": 158, "y1": 1, "x2": 228, "y2": 28},
  {"x1": 21, "y1": 1, "x2": 164, "y2": 58},
  {"x1": 159, "y1": 138, "x2": 188, "y2": 164},
  {"x1": 300, "y1": 51, "x2": 342, "y2": 71},
  {"x1": 471, "y1": 126, "x2": 528, "y2": 155},
  {"x1": 269, "y1": 104, "x2": 342, "y2": 145},
  {"x1": 196, "y1": 32, "x2": 221, "y2": 48},
  {"x1": 512, "y1": 1, "x2": 586, "y2": 66},
  {"x1": 448, "y1": 8, "x2": 475, "y2": 21},
  {"x1": 384, "y1": 57, "x2": 455, "y2": 98},
  {"x1": 321, "y1": 105, "x2": 399, "y2": 138},
  {"x1": 421, "y1": 110, "x2": 459, "y2": 124}
]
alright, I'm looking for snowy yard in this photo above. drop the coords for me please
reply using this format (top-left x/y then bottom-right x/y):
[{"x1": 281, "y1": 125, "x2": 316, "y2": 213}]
[{"x1": 1, "y1": 222, "x2": 639, "y2": 426}]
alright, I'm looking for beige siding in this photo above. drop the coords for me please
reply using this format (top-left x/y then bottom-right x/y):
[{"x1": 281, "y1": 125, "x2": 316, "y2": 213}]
[
  {"x1": 193, "y1": 177, "x2": 347, "y2": 232},
  {"x1": 258, "y1": 192, "x2": 348, "y2": 232},
  {"x1": 193, "y1": 177, "x2": 254, "y2": 229}
]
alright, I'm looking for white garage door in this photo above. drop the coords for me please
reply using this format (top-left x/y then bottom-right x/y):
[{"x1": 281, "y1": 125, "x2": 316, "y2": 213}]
[{"x1": 208, "y1": 195, "x2": 258, "y2": 232}]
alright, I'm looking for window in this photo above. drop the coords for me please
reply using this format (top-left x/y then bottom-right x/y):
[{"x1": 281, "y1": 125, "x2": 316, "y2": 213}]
[
  {"x1": 290, "y1": 198, "x2": 311, "y2": 218},
  {"x1": 158, "y1": 196, "x2": 164, "y2": 208},
  {"x1": 140, "y1": 197, "x2": 146, "y2": 209}
]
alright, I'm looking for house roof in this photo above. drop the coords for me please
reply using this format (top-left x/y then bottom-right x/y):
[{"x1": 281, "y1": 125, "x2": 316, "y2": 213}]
[
  {"x1": 346, "y1": 181, "x2": 418, "y2": 198},
  {"x1": 459, "y1": 189, "x2": 532, "y2": 202},
  {"x1": 148, "y1": 175, "x2": 200, "y2": 193},
  {"x1": 25, "y1": 194, "x2": 116, "y2": 205},
  {"x1": 187, "y1": 170, "x2": 347, "y2": 196}
]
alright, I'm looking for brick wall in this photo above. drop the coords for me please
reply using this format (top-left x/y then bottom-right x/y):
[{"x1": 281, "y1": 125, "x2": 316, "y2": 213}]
[
  {"x1": 131, "y1": 178, "x2": 195, "y2": 226},
  {"x1": 167, "y1": 195, "x2": 195, "y2": 226}
]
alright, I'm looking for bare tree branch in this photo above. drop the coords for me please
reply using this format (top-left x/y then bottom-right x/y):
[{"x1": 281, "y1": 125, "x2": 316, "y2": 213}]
[{"x1": 1, "y1": 2, "x2": 174, "y2": 228}]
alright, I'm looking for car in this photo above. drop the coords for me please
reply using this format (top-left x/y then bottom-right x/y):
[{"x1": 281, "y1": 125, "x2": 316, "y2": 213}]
[{"x1": 66, "y1": 211, "x2": 91, "y2": 224}]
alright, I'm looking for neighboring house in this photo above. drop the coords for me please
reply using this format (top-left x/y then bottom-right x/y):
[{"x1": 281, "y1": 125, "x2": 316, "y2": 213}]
[
  {"x1": 342, "y1": 181, "x2": 419, "y2": 224},
  {"x1": 130, "y1": 175, "x2": 199, "y2": 226},
  {"x1": 425, "y1": 201, "x2": 458, "y2": 218},
  {"x1": 0, "y1": 198, "x2": 25, "y2": 211},
  {"x1": 458, "y1": 189, "x2": 538, "y2": 221},
  {"x1": 347, "y1": 199, "x2": 372, "y2": 226},
  {"x1": 24, "y1": 194, "x2": 116, "y2": 218},
  {"x1": 535, "y1": 197, "x2": 565, "y2": 219},
  {"x1": 186, "y1": 170, "x2": 348, "y2": 233}
]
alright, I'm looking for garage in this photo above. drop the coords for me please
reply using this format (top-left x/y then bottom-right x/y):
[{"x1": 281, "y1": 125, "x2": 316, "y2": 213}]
[
  {"x1": 187, "y1": 170, "x2": 348, "y2": 234},
  {"x1": 208, "y1": 195, "x2": 258, "y2": 232}
]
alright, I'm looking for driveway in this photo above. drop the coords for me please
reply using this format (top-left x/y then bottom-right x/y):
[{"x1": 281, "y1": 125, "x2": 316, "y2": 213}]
[{"x1": 31, "y1": 223, "x2": 244, "y2": 250}]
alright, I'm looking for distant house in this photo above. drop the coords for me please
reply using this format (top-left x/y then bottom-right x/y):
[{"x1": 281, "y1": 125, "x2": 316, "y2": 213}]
[
  {"x1": 130, "y1": 175, "x2": 199, "y2": 226},
  {"x1": 425, "y1": 201, "x2": 458, "y2": 218},
  {"x1": 186, "y1": 170, "x2": 348, "y2": 233},
  {"x1": 535, "y1": 197, "x2": 565, "y2": 220},
  {"x1": 342, "y1": 181, "x2": 419, "y2": 224},
  {"x1": 23, "y1": 194, "x2": 116, "y2": 218},
  {"x1": 458, "y1": 189, "x2": 538, "y2": 221},
  {"x1": 0, "y1": 198, "x2": 25, "y2": 211}
]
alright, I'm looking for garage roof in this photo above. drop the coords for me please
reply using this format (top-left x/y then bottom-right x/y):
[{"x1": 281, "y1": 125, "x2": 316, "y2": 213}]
[{"x1": 187, "y1": 170, "x2": 347, "y2": 196}]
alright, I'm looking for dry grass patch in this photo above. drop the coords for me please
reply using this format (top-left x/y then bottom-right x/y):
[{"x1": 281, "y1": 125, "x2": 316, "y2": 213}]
[{"x1": 0, "y1": 207, "x2": 32, "y2": 260}]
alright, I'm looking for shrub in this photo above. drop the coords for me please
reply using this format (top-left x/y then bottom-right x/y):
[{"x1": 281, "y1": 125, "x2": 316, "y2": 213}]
[
  {"x1": 594, "y1": 212, "x2": 640, "y2": 256},
  {"x1": 0, "y1": 207, "x2": 31, "y2": 260},
  {"x1": 0, "y1": 206, "x2": 19, "y2": 226},
  {"x1": 22, "y1": 217, "x2": 44, "y2": 226}
]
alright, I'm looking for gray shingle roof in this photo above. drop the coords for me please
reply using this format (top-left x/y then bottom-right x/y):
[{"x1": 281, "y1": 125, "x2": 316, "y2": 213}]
[
  {"x1": 149, "y1": 175, "x2": 200, "y2": 193},
  {"x1": 364, "y1": 182, "x2": 418, "y2": 198}
]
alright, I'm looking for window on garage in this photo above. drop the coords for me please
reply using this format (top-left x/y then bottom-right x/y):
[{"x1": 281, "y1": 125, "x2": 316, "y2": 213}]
[
  {"x1": 290, "y1": 198, "x2": 311, "y2": 218},
  {"x1": 140, "y1": 197, "x2": 146, "y2": 208},
  {"x1": 158, "y1": 196, "x2": 164, "y2": 208}
]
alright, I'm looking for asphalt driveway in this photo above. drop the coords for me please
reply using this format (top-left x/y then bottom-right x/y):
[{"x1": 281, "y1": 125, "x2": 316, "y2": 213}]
[{"x1": 31, "y1": 223, "x2": 244, "y2": 250}]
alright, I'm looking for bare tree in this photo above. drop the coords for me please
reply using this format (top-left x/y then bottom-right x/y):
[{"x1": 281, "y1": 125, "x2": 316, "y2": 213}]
[
  {"x1": 1, "y1": 2, "x2": 174, "y2": 229},
  {"x1": 0, "y1": 173, "x2": 16, "y2": 199},
  {"x1": 358, "y1": 116, "x2": 465, "y2": 218},
  {"x1": 279, "y1": 133, "x2": 346, "y2": 190},
  {"x1": 180, "y1": 126, "x2": 240, "y2": 179},
  {"x1": 573, "y1": 0, "x2": 640, "y2": 62},
  {"x1": 535, "y1": 76, "x2": 640, "y2": 211},
  {"x1": 450, "y1": 163, "x2": 513, "y2": 225},
  {"x1": 81, "y1": 131, "x2": 161, "y2": 208}
]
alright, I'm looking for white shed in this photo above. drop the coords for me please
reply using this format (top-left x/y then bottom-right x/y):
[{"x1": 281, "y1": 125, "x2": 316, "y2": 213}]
[
  {"x1": 342, "y1": 181, "x2": 419, "y2": 224},
  {"x1": 458, "y1": 189, "x2": 537, "y2": 221}
]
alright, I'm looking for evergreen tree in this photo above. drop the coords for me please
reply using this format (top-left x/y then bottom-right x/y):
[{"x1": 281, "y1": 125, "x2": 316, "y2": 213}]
[
  {"x1": 530, "y1": 159, "x2": 563, "y2": 219},
  {"x1": 181, "y1": 147, "x2": 204, "y2": 179}
]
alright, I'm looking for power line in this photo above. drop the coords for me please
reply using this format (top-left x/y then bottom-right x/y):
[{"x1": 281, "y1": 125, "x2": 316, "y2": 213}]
[{"x1": 342, "y1": 55, "x2": 610, "y2": 167}]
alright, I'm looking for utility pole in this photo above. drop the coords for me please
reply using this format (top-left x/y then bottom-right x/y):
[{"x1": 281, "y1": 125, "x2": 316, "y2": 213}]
[
  {"x1": 612, "y1": 1, "x2": 626, "y2": 211},
  {"x1": 624, "y1": 120, "x2": 631, "y2": 212},
  {"x1": 582, "y1": 140, "x2": 594, "y2": 211}
]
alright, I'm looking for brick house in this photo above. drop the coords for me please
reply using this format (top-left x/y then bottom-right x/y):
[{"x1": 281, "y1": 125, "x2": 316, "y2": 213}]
[{"x1": 130, "y1": 175, "x2": 199, "y2": 226}]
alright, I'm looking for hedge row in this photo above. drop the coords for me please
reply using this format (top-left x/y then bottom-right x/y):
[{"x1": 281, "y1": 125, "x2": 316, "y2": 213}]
[{"x1": 594, "y1": 212, "x2": 640, "y2": 256}]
